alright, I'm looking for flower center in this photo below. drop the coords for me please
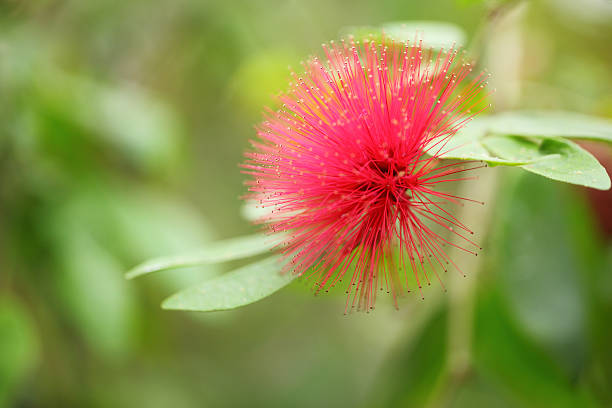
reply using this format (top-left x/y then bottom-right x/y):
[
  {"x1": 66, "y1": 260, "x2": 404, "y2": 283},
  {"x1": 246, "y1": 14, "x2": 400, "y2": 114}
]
[{"x1": 362, "y1": 158, "x2": 414, "y2": 203}]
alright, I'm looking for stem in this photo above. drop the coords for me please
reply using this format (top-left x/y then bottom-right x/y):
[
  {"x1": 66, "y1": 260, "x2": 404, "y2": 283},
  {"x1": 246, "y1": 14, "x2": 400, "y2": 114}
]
[
  {"x1": 422, "y1": 168, "x2": 500, "y2": 408},
  {"x1": 427, "y1": 3, "x2": 527, "y2": 405}
]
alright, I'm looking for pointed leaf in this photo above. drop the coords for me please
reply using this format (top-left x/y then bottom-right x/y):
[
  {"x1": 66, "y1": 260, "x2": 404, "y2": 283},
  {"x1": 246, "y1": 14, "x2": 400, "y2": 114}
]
[
  {"x1": 439, "y1": 111, "x2": 612, "y2": 162},
  {"x1": 436, "y1": 113, "x2": 612, "y2": 189},
  {"x1": 161, "y1": 256, "x2": 294, "y2": 311},
  {"x1": 484, "y1": 136, "x2": 610, "y2": 190},
  {"x1": 126, "y1": 233, "x2": 283, "y2": 279}
]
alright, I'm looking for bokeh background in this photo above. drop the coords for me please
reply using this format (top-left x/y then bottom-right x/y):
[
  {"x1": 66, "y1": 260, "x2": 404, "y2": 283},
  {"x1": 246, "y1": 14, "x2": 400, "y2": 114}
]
[{"x1": 2, "y1": 0, "x2": 612, "y2": 407}]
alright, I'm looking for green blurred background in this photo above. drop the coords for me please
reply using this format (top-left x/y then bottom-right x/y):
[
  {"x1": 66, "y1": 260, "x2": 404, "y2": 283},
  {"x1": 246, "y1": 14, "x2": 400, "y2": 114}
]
[{"x1": 1, "y1": 0, "x2": 612, "y2": 407}]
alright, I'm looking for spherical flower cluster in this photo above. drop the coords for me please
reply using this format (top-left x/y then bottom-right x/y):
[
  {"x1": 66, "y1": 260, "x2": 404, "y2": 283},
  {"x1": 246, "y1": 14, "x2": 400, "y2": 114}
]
[{"x1": 243, "y1": 37, "x2": 488, "y2": 312}]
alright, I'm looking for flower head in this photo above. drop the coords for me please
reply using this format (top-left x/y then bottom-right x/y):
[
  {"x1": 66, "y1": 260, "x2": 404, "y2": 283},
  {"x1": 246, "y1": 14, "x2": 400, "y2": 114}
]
[{"x1": 243, "y1": 37, "x2": 488, "y2": 312}]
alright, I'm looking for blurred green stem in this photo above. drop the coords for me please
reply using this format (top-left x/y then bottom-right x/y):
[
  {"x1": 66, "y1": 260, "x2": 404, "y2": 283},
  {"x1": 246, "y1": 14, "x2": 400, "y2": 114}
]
[
  {"x1": 466, "y1": 0, "x2": 525, "y2": 65},
  {"x1": 427, "y1": 3, "x2": 526, "y2": 406},
  {"x1": 417, "y1": 163, "x2": 501, "y2": 408},
  {"x1": 431, "y1": 168, "x2": 500, "y2": 408}
]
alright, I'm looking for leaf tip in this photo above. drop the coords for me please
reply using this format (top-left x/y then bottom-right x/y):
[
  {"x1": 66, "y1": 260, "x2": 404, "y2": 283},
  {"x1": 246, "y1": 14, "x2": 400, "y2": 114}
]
[
  {"x1": 124, "y1": 267, "x2": 144, "y2": 280},
  {"x1": 594, "y1": 175, "x2": 611, "y2": 191},
  {"x1": 160, "y1": 295, "x2": 181, "y2": 310}
]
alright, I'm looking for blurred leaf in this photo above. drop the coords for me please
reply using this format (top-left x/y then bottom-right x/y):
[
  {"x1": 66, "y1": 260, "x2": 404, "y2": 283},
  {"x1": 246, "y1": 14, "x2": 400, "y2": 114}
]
[
  {"x1": 448, "y1": 373, "x2": 517, "y2": 408},
  {"x1": 473, "y1": 289, "x2": 595, "y2": 407},
  {"x1": 44, "y1": 186, "x2": 145, "y2": 358},
  {"x1": 101, "y1": 188, "x2": 217, "y2": 255},
  {"x1": 240, "y1": 200, "x2": 270, "y2": 222},
  {"x1": 455, "y1": 0, "x2": 488, "y2": 5},
  {"x1": 0, "y1": 31, "x2": 183, "y2": 174},
  {"x1": 102, "y1": 186, "x2": 222, "y2": 288},
  {"x1": 341, "y1": 21, "x2": 467, "y2": 48},
  {"x1": 486, "y1": 111, "x2": 612, "y2": 144},
  {"x1": 579, "y1": 240, "x2": 612, "y2": 403},
  {"x1": 494, "y1": 172, "x2": 590, "y2": 375},
  {"x1": 54, "y1": 224, "x2": 137, "y2": 358},
  {"x1": 0, "y1": 297, "x2": 39, "y2": 407},
  {"x1": 127, "y1": 233, "x2": 282, "y2": 279},
  {"x1": 484, "y1": 136, "x2": 610, "y2": 190},
  {"x1": 382, "y1": 21, "x2": 467, "y2": 48},
  {"x1": 587, "y1": 246, "x2": 612, "y2": 404},
  {"x1": 230, "y1": 49, "x2": 297, "y2": 113},
  {"x1": 339, "y1": 25, "x2": 381, "y2": 40},
  {"x1": 162, "y1": 256, "x2": 294, "y2": 311},
  {"x1": 44, "y1": 179, "x2": 223, "y2": 353},
  {"x1": 32, "y1": 71, "x2": 182, "y2": 172},
  {"x1": 367, "y1": 305, "x2": 447, "y2": 407},
  {"x1": 240, "y1": 200, "x2": 301, "y2": 223}
]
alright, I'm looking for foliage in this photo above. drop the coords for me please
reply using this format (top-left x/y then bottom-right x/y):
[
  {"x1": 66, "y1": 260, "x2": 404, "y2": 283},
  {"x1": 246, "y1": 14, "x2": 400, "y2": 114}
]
[{"x1": 2, "y1": 1, "x2": 612, "y2": 407}]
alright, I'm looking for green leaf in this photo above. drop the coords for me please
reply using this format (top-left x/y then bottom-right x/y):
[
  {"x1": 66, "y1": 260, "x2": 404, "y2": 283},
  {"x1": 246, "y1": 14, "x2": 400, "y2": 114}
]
[
  {"x1": 437, "y1": 113, "x2": 612, "y2": 190},
  {"x1": 486, "y1": 111, "x2": 612, "y2": 144},
  {"x1": 341, "y1": 21, "x2": 466, "y2": 48},
  {"x1": 103, "y1": 186, "x2": 222, "y2": 289},
  {"x1": 230, "y1": 49, "x2": 298, "y2": 114},
  {"x1": 484, "y1": 136, "x2": 610, "y2": 190},
  {"x1": 449, "y1": 373, "x2": 517, "y2": 408},
  {"x1": 368, "y1": 305, "x2": 448, "y2": 407},
  {"x1": 381, "y1": 21, "x2": 467, "y2": 48},
  {"x1": 46, "y1": 190, "x2": 139, "y2": 358},
  {"x1": 161, "y1": 256, "x2": 294, "y2": 312},
  {"x1": 493, "y1": 172, "x2": 590, "y2": 375},
  {"x1": 240, "y1": 200, "x2": 271, "y2": 222},
  {"x1": 437, "y1": 121, "x2": 541, "y2": 165},
  {"x1": 474, "y1": 289, "x2": 595, "y2": 407},
  {"x1": 126, "y1": 233, "x2": 283, "y2": 279},
  {"x1": 339, "y1": 25, "x2": 381, "y2": 41},
  {"x1": 31, "y1": 67, "x2": 182, "y2": 172},
  {"x1": 55, "y1": 227, "x2": 137, "y2": 358},
  {"x1": 0, "y1": 298, "x2": 39, "y2": 406}
]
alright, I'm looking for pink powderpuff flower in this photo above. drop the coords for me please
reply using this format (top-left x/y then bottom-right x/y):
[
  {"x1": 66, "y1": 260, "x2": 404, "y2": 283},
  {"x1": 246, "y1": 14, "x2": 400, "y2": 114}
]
[{"x1": 242, "y1": 37, "x2": 489, "y2": 313}]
